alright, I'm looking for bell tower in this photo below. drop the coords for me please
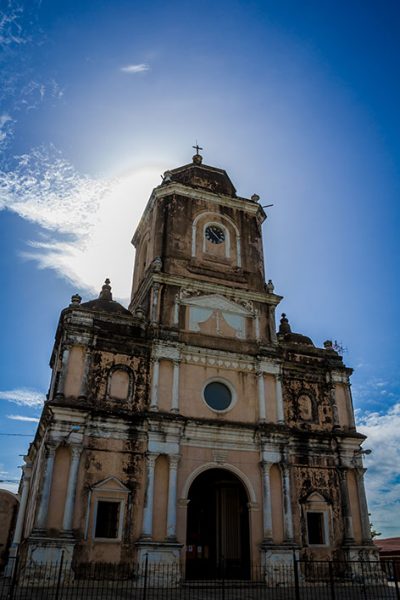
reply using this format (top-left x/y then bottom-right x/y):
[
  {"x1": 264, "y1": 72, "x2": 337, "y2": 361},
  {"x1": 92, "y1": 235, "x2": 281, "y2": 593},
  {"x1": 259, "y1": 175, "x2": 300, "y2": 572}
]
[{"x1": 129, "y1": 149, "x2": 281, "y2": 346}]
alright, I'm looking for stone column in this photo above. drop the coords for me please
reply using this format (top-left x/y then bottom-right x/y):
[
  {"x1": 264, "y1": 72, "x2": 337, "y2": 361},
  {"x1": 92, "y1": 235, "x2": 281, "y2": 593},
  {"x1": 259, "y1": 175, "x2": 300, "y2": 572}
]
[
  {"x1": 236, "y1": 236, "x2": 242, "y2": 267},
  {"x1": 62, "y1": 445, "x2": 82, "y2": 531},
  {"x1": 257, "y1": 371, "x2": 266, "y2": 422},
  {"x1": 150, "y1": 359, "x2": 160, "y2": 411},
  {"x1": 347, "y1": 386, "x2": 356, "y2": 430},
  {"x1": 254, "y1": 311, "x2": 260, "y2": 341},
  {"x1": 151, "y1": 283, "x2": 160, "y2": 323},
  {"x1": 55, "y1": 347, "x2": 70, "y2": 400},
  {"x1": 269, "y1": 306, "x2": 278, "y2": 345},
  {"x1": 355, "y1": 467, "x2": 372, "y2": 543},
  {"x1": 261, "y1": 461, "x2": 273, "y2": 540},
  {"x1": 282, "y1": 463, "x2": 294, "y2": 541},
  {"x1": 78, "y1": 349, "x2": 91, "y2": 400},
  {"x1": 142, "y1": 453, "x2": 157, "y2": 538},
  {"x1": 275, "y1": 375, "x2": 284, "y2": 423},
  {"x1": 171, "y1": 361, "x2": 180, "y2": 413},
  {"x1": 35, "y1": 444, "x2": 56, "y2": 530},
  {"x1": 8, "y1": 463, "x2": 32, "y2": 554},
  {"x1": 173, "y1": 295, "x2": 180, "y2": 326},
  {"x1": 166, "y1": 455, "x2": 180, "y2": 539},
  {"x1": 338, "y1": 468, "x2": 354, "y2": 543}
]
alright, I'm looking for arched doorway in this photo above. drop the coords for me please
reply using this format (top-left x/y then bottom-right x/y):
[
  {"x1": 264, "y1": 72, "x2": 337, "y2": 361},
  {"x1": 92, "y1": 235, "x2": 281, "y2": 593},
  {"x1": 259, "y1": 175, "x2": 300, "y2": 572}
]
[{"x1": 186, "y1": 468, "x2": 250, "y2": 579}]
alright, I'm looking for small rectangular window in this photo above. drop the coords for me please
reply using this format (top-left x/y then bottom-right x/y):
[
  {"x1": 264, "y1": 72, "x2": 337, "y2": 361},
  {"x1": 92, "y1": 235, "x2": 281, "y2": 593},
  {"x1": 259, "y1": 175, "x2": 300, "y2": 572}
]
[
  {"x1": 95, "y1": 501, "x2": 120, "y2": 539},
  {"x1": 307, "y1": 512, "x2": 325, "y2": 545}
]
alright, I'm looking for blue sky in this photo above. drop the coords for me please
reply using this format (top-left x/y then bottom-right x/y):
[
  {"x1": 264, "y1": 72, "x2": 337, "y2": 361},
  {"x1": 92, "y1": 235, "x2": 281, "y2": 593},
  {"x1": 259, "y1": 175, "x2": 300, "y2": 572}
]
[{"x1": 0, "y1": 0, "x2": 399, "y2": 537}]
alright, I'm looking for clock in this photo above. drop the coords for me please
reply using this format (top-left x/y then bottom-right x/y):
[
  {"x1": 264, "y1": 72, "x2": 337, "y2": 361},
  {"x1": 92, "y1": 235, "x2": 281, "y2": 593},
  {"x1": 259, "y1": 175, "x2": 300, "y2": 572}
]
[{"x1": 205, "y1": 225, "x2": 225, "y2": 244}]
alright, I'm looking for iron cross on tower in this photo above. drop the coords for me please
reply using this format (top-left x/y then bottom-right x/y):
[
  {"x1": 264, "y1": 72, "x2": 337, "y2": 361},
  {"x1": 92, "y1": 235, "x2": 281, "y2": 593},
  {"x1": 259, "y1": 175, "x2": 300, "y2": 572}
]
[{"x1": 192, "y1": 142, "x2": 203, "y2": 155}]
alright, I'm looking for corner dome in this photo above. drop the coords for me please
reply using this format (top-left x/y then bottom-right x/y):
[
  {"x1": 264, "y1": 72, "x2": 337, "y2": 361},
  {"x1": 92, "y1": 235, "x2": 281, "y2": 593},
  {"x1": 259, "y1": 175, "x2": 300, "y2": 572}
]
[
  {"x1": 79, "y1": 279, "x2": 132, "y2": 317},
  {"x1": 277, "y1": 313, "x2": 314, "y2": 347},
  {"x1": 282, "y1": 332, "x2": 314, "y2": 346}
]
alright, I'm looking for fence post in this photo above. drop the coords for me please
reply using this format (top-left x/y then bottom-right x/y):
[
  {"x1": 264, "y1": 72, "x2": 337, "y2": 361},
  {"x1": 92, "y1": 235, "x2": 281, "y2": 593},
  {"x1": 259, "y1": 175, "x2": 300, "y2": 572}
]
[
  {"x1": 393, "y1": 560, "x2": 400, "y2": 600},
  {"x1": 293, "y1": 552, "x2": 300, "y2": 600},
  {"x1": 360, "y1": 560, "x2": 367, "y2": 600},
  {"x1": 8, "y1": 554, "x2": 19, "y2": 600},
  {"x1": 142, "y1": 553, "x2": 149, "y2": 600},
  {"x1": 55, "y1": 550, "x2": 65, "y2": 600},
  {"x1": 328, "y1": 561, "x2": 336, "y2": 600},
  {"x1": 221, "y1": 557, "x2": 225, "y2": 600}
]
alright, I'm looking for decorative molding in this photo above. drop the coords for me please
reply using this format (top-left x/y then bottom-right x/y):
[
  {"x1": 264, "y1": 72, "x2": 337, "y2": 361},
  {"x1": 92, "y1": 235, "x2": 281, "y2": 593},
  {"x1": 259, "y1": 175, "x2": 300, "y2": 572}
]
[
  {"x1": 154, "y1": 274, "x2": 282, "y2": 305},
  {"x1": 92, "y1": 476, "x2": 131, "y2": 494},
  {"x1": 331, "y1": 371, "x2": 349, "y2": 384},
  {"x1": 181, "y1": 293, "x2": 253, "y2": 315},
  {"x1": 181, "y1": 462, "x2": 257, "y2": 503},
  {"x1": 212, "y1": 450, "x2": 228, "y2": 463},
  {"x1": 183, "y1": 353, "x2": 254, "y2": 372},
  {"x1": 153, "y1": 184, "x2": 263, "y2": 217},
  {"x1": 152, "y1": 342, "x2": 182, "y2": 361},
  {"x1": 258, "y1": 360, "x2": 281, "y2": 375},
  {"x1": 182, "y1": 422, "x2": 257, "y2": 452}
]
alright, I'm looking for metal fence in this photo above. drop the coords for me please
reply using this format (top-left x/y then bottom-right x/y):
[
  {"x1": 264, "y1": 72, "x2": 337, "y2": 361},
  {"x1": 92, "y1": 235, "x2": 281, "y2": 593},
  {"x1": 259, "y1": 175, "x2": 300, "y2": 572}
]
[{"x1": 0, "y1": 556, "x2": 399, "y2": 600}]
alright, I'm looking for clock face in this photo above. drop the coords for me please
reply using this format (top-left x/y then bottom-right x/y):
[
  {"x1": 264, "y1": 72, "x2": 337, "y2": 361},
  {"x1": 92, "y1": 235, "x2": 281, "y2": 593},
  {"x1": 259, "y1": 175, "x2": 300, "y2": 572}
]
[{"x1": 205, "y1": 225, "x2": 225, "y2": 244}]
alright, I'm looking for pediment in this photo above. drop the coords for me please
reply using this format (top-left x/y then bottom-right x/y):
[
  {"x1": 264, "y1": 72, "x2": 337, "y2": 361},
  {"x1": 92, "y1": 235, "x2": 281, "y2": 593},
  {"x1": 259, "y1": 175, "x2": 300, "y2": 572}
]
[
  {"x1": 182, "y1": 294, "x2": 252, "y2": 315},
  {"x1": 93, "y1": 476, "x2": 130, "y2": 493},
  {"x1": 307, "y1": 492, "x2": 326, "y2": 503}
]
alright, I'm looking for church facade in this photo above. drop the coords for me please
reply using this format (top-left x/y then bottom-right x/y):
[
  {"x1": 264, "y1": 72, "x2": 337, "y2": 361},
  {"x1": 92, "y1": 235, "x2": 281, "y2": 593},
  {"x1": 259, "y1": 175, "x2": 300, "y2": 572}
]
[{"x1": 9, "y1": 152, "x2": 377, "y2": 578}]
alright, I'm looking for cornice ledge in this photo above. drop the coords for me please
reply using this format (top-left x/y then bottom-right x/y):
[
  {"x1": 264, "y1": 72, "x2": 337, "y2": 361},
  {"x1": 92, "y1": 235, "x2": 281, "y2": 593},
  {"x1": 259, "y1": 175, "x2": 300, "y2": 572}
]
[
  {"x1": 152, "y1": 273, "x2": 283, "y2": 305},
  {"x1": 153, "y1": 183, "x2": 263, "y2": 216}
]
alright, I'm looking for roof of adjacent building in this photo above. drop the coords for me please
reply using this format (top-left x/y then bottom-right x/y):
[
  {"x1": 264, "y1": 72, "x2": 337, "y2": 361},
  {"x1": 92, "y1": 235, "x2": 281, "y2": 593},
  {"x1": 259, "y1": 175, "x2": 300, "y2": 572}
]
[{"x1": 375, "y1": 538, "x2": 400, "y2": 552}]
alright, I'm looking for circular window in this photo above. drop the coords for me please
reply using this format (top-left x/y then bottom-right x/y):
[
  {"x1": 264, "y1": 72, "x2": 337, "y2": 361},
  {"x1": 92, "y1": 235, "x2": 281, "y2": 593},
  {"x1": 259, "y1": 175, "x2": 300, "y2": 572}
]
[{"x1": 204, "y1": 381, "x2": 232, "y2": 411}]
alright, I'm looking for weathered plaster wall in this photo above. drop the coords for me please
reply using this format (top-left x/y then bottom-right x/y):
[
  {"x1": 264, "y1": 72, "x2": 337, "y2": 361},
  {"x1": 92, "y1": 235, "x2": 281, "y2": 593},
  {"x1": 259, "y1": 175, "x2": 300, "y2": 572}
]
[
  {"x1": 47, "y1": 446, "x2": 70, "y2": 530},
  {"x1": 179, "y1": 363, "x2": 258, "y2": 423},
  {"x1": 270, "y1": 465, "x2": 284, "y2": 543},
  {"x1": 153, "y1": 455, "x2": 168, "y2": 541}
]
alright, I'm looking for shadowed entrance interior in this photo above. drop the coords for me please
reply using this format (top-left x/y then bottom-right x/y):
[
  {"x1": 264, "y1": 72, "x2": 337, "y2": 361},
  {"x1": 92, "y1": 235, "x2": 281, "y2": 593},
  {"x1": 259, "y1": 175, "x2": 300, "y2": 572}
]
[{"x1": 186, "y1": 468, "x2": 250, "y2": 579}]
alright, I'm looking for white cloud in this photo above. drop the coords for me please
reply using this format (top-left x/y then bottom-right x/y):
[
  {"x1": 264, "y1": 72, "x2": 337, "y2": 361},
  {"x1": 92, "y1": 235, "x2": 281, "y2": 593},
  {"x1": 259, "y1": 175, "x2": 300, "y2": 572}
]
[
  {"x1": 0, "y1": 145, "x2": 168, "y2": 299},
  {"x1": 0, "y1": 388, "x2": 45, "y2": 407},
  {"x1": 120, "y1": 63, "x2": 150, "y2": 74},
  {"x1": 0, "y1": 482, "x2": 18, "y2": 493},
  {"x1": 6, "y1": 414, "x2": 40, "y2": 423},
  {"x1": 0, "y1": 113, "x2": 12, "y2": 142},
  {"x1": 356, "y1": 402, "x2": 400, "y2": 538},
  {"x1": 0, "y1": 5, "x2": 27, "y2": 47}
]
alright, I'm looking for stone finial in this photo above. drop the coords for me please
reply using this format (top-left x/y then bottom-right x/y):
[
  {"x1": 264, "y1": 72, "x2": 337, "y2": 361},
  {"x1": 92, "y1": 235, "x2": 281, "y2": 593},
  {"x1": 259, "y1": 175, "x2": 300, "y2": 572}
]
[
  {"x1": 99, "y1": 278, "x2": 112, "y2": 301},
  {"x1": 324, "y1": 340, "x2": 333, "y2": 349},
  {"x1": 279, "y1": 313, "x2": 291, "y2": 334},
  {"x1": 152, "y1": 257, "x2": 162, "y2": 272},
  {"x1": 251, "y1": 194, "x2": 260, "y2": 202},
  {"x1": 266, "y1": 279, "x2": 274, "y2": 293},
  {"x1": 162, "y1": 170, "x2": 172, "y2": 183},
  {"x1": 70, "y1": 294, "x2": 82, "y2": 307},
  {"x1": 192, "y1": 153, "x2": 203, "y2": 165},
  {"x1": 135, "y1": 306, "x2": 146, "y2": 320}
]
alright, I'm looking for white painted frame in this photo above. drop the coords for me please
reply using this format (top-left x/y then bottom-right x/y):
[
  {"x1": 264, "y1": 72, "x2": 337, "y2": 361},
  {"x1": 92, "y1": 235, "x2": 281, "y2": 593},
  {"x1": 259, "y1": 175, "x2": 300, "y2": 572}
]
[
  {"x1": 201, "y1": 377, "x2": 237, "y2": 414},
  {"x1": 181, "y1": 462, "x2": 257, "y2": 504},
  {"x1": 93, "y1": 497, "x2": 125, "y2": 543},
  {"x1": 202, "y1": 221, "x2": 230, "y2": 257},
  {"x1": 305, "y1": 510, "x2": 330, "y2": 547},
  {"x1": 191, "y1": 212, "x2": 242, "y2": 267}
]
